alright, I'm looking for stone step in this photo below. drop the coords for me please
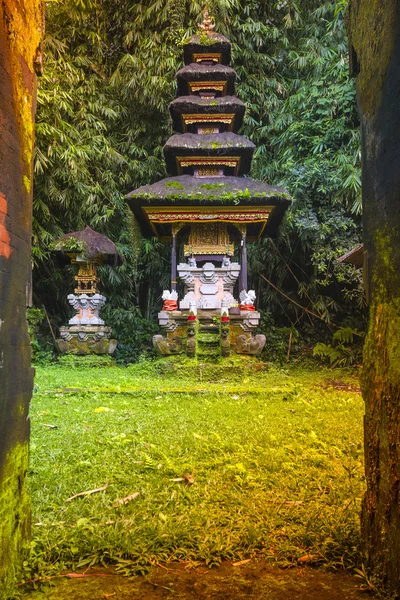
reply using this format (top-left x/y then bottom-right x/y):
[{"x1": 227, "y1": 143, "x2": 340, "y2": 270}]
[{"x1": 198, "y1": 324, "x2": 219, "y2": 332}]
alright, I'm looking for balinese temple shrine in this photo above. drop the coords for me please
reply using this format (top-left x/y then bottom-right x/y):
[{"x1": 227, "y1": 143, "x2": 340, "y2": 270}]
[
  {"x1": 126, "y1": 9, "x2": 291, "y2": 359},
  {"x1": 53, "y1": 226, "x2": 122, "y2": 355}
]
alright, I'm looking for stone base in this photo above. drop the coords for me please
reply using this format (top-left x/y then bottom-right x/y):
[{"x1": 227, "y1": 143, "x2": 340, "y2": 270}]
[
  {"x1": 153, "y1": 310, "x2": 266, "y2": 357},
  {"x1": 56, "y1": 325, "x2": 117, "y2": 355}
]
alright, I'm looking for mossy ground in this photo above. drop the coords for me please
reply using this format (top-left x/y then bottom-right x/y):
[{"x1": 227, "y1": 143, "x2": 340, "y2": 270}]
[{"x1": 20, "y1": 358, "x2": 365, "y2": 596}]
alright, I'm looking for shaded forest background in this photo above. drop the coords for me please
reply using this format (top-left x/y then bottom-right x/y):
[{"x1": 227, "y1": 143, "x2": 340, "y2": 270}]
[{"x1": 32, "y1": 0, "x2": 364, "y2": 362}]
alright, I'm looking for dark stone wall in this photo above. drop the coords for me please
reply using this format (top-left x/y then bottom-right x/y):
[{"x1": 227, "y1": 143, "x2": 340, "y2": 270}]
[
  {"x1": 0, "y1": 1, "x2": 43, "y2": 596},
  {"x1": 349, "y1": 1, "x2": 400, "y2": 595}
]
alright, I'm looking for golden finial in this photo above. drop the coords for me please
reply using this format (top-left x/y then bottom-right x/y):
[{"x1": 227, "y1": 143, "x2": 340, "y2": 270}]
[{"x1": 199, "y1": 4, "x2": 215, "y2": 35}]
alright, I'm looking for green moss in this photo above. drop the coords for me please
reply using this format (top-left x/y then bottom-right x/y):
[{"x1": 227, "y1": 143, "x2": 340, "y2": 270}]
[
  {"x1": 200, "y1": 183, "x2": 225, "y2": 190},
  {"x1": 349, "y1": 0, "x2": 397, "y2": 116},
  {"x1": 133, "y1": 187, "x2": 288, "y2": 205},
  {"x1": 165, "y1": 181, "x2": 184, "y2": 190},
  {"x1": 53, "y1": 236, "x2": 86, "y2": 254},
  {"x1": 0, "y1": 443, "x2": 30, "y2": 599}
]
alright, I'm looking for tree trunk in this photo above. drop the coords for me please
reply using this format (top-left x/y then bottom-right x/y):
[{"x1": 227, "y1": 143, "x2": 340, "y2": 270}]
[
  {"x1": 0, "y1": 1, "x2": 43, "y2": 595},
  {"x1": 349, "y1": 2, "x2": 400, "y2": 594}
]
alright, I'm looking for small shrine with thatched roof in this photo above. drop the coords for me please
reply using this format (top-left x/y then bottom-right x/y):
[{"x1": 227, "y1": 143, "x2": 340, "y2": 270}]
[
  {"x1": 126, "y1": 8, "x2": 291, "y2": 360},
  {"x1": 53, "y1": 226, "x2": 121, "y2": 355}
]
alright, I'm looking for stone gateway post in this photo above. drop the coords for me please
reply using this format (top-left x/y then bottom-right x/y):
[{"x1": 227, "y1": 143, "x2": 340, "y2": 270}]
[
  {"x1": 0, "y1": 0, "x2": 43, "y2": 595},
  {"x1": 349, "y1": 2, "x2": 400, "y2": 595}
]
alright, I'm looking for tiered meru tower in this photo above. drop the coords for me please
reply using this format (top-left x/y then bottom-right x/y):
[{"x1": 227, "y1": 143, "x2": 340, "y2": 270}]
[{"x1": 127, "y1": 9, "x2": 291, "y2": 359}]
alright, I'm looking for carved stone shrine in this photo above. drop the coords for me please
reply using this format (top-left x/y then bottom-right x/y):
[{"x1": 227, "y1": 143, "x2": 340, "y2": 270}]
[
  {"x1": 126, "y1": 8, "x2": 291, "y2": 359},
  {"x1": 53, "y1": 226, "x2": 121, "y2": 355}
]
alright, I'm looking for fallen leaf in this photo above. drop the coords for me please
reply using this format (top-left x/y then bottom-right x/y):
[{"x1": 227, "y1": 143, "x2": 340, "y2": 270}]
[
  {"x1": 284, "y1": 501, "x2": 303, "y2": 506},
  {"x1": 297, "y1": 554, "x2": 319, "y2": 563},
  {"x1": 183, "y1": 473, "x2": 195, "y2": 485},
  {"x1": 43, "y1": 424, "x2": 58, "y2": 429},
  {"x1": 65, "y1": 483, "x2": 109, "y2": 502},
  {"x1": 113, "y1": 492, "x2": 140, "y2": 507},
  {"x1": 170, "y1": 477, "x2": 185, "y2": 483},
  {"x1": 233, "y1": 559, "x2": 252, "y2": 567},
  {"x1": 94, "y1": 407, "x2": 110, "y2": 413}
]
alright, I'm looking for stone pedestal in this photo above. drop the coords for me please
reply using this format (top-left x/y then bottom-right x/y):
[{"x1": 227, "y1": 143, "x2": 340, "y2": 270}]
[
  {"x1": 153, "y1": 309, "x2": 266, "y2": 357},
  {"x1": 56, "y1": 294, "x2": 117, "y2": 355}
]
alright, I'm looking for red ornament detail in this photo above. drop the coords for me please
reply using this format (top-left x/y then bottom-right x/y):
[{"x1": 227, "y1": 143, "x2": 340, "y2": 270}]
[
  {"x1": 187, "y1": 315, "x2": 196, "y2": 322},
  {"x1": 221, "y1": 316, "x2": 230, "y2": 323},
  {"x1": 163, "y1": 300, "x2": 178, "y2": 311},
  {"x1": 239, "y1": 304, "x2": 256, "y2": 312}
]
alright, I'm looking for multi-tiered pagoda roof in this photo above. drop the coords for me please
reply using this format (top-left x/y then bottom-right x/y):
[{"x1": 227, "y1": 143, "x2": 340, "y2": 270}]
[{"x1": 127, "y1": 13, "x2": 291, "y2": 243}]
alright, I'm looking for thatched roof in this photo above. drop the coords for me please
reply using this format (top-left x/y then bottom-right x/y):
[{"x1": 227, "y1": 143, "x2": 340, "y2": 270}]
[
  {"x1": 169, "y1": 95, "x2": 245, "y2": 133},
  {"x1": 183, "y1": 33, "x2": 231, "y2": 65},
  {"x1": 163, "y1": 133, "x2": 255, "y2": 176},
  {"x1": 338, "y1": 243, "x2": 364, "y2": 268},
  {"x1": 176, "y1": 63, "x2": 236, "y2": 96},
  {"x1": 126, "y1": 175, "x2": 291, "y2": 239},
  {"x1": 53, "y1": 226, "x2": 122, "y2": 266}
]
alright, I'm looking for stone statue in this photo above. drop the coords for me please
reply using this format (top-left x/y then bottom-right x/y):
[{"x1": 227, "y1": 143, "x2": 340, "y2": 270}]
[
  {"x1": 236, "y1": 334, "x2": 266, "y2": 355},
  {"x1": 162, "y1": 290, "x2": 178, "y2": 311},
  {"x1": 239, "y1": 289, "x2": 256, "y2": 311},
  {"x1": 153, "y1": 334, "x2": 182, "y2": 355}
]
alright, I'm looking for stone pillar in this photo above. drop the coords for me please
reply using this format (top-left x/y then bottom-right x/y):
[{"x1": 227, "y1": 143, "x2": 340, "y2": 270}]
[{"x1": 0, "y1": 1, "x2": 43, "y2": 595}]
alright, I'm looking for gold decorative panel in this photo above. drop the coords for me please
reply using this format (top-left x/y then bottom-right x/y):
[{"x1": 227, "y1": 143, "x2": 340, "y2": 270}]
[
  {"x1": 189, "y1": 81, "x2": 227, "y2": 94},
  {"x1": 196, "y1": 166, "x2": 223, "y2": 176},
  {"x1": 176, "y1": 156, "x2": 241, "y2": 175},
  {"x1": 72, "y1": 261, "x2": 99, "y2": 295},
  {"x1": 182, "y1": 113, "x2": 235, "y2": 131},
  {"x1": 184, "y1": 223, "x2": 234, "y2": 256},
  {"x1": 193, "y1": 53, "x2": 221, "y2": 63}
]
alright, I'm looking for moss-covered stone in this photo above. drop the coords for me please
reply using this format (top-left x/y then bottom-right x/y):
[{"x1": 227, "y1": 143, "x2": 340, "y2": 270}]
[{"x1": 0, "y1": 443, "x2": 31, "y2": 597}]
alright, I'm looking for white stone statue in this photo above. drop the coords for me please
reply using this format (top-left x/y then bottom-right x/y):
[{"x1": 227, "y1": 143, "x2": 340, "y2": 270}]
[
  {"x1": 162, "y1": 290, "x2": 178, "y2": 301},
  {"x1": 239, "y1": 290, "x2": 256, "y2": 308},
  {"x1": 189, "y1": 300, "x2": 198, "y2": 315}
]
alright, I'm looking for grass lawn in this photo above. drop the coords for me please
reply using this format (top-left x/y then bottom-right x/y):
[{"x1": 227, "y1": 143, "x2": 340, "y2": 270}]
[{"x1": 26, "y1": 358, "x2": 365, "y2": 583}]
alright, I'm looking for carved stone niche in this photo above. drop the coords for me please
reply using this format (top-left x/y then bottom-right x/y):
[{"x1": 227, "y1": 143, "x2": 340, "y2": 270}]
[
  {"x1": 178, "y1": 260, "x2": 241, "y2": 310},
  {"x1": 67, "y1": 293, "x2": 106, "y2": 326}
]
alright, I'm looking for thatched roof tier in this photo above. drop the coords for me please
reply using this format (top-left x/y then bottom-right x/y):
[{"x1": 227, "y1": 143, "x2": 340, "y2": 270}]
[
  {"x1": 126, "y1": 175, "x2": 291, "y2": 240},
  {"x1": 338, "y1": 243, "x2": 364, "y2": 268},
  {"x1": 183, "y1": 33, "x2": 231, "y2": 65},
  {"x1": 169, "y1": 95, "x2": 245, "y2": 133},
  {"x1": 163, "y1": 133, "x2": 255, "y2": 176},
  {"x1": 176, "y1": 63, "x2": 235, "y2": 96},
  {"x1": 53, "y1": 226, "x2": 122, "y2": 266}
]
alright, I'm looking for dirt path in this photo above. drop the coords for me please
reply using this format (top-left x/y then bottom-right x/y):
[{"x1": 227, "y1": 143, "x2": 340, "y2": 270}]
[{"x1": 23, "y1": 561, "x2": 368, "y2": 599}]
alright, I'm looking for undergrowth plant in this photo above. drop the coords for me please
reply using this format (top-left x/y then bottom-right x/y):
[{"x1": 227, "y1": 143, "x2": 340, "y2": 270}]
[{"x1": 313, "y1": 327, "x2": 364, "y2": 367}]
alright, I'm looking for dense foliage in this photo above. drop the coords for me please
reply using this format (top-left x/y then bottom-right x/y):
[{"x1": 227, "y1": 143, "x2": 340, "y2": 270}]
[{"x1": 33, "y1": 0, "x2": 364, "y2": 359}]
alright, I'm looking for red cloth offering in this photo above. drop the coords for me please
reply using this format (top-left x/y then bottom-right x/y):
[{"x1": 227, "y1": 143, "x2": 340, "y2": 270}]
[
  {"x1": 239, "y1": 304, "x2": 255, "y2": 312},
  {"x1": 163, "y1": 300, "x2": 178, "y2": 311},
  {"x1": 187, "y1": 315, "x2": 196, "y2": 321},
  {"x1": 221, "y1": 316, "x2": 229, "y2": 323}
]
